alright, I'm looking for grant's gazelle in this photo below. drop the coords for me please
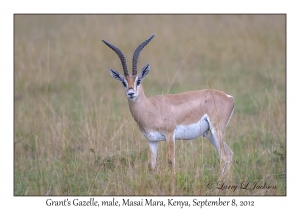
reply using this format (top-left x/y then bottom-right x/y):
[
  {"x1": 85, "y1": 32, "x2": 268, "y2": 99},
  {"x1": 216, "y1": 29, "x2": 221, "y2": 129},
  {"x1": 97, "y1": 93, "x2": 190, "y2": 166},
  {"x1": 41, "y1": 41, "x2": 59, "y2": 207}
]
[{"x1": 102, "y1": 34, "x2": 234, "y2": 176}]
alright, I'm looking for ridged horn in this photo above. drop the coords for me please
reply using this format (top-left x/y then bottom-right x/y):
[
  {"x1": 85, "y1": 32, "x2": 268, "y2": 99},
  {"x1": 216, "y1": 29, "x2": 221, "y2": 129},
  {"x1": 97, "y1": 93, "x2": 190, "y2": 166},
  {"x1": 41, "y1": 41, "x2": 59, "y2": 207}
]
[
  {"x1": 132, "y1": 34, "x2": 155, "y2": 76},
  {"x1": 102, "y1": 39, "x2": 129, "y2": 77}
]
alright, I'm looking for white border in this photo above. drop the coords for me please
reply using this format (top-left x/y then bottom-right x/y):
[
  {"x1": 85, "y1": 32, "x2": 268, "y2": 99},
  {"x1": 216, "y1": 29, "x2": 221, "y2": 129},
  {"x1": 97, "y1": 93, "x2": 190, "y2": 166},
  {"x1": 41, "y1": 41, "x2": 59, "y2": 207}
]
[{"x1": 3, "y1": 0, "x2": 298, "y2": 208}]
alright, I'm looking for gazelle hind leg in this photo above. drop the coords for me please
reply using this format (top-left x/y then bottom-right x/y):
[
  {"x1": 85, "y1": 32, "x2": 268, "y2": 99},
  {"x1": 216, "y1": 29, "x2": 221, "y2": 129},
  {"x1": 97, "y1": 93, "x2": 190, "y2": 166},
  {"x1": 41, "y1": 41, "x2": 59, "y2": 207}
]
[
  {"x1": 223, "y1": 142, "x2": 234, "y2": 164},
  {"x1": 222, "y1": 141, "x2": 234, "y2": 177},
  {"x1": 205, "y1": 119, "x2": 233, "y2": 178},
  {"x1": 215, "y1": 132, "x2": 233, "y2": 178},
  {"x1": 205, "y1": 118, "x2": 220, "y2": 156}
]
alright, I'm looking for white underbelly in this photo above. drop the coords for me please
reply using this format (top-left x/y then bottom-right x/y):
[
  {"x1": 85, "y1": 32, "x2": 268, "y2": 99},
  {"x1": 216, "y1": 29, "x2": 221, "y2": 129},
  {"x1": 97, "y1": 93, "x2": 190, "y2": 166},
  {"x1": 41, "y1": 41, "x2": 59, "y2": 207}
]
[
  {"x1": 142, "y1": 115, "x2": 209, "y2": 141},
  {"x1": 175, "y1": 115, "x2": 209, "y2": 140}
]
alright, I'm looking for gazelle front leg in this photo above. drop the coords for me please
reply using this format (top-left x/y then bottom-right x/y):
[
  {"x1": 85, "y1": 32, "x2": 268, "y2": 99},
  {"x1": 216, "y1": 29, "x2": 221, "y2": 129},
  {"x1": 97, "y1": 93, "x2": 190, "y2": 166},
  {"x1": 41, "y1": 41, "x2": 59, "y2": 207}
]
[
  {"x1": 167, "y1": 132, "x2": 176, "y2": 174},
  {"x1": 148, "y1": 141, "x2": 158, "y2": 171}
]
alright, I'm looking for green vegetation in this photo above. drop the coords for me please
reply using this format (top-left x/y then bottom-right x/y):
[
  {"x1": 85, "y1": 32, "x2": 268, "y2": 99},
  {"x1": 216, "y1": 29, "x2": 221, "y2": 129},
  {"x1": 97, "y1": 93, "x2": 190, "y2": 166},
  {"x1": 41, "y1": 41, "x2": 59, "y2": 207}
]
[{"x1": 14, "y1": 15, "x2": 285, "y2": 195}]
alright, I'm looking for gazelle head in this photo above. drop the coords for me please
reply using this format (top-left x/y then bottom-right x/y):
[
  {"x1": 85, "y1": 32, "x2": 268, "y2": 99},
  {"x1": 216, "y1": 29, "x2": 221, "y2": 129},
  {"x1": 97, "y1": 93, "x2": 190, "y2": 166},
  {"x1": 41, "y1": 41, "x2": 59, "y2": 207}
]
[{"x1": 102, "y1": 34, "x2": 155, "y2": 102}]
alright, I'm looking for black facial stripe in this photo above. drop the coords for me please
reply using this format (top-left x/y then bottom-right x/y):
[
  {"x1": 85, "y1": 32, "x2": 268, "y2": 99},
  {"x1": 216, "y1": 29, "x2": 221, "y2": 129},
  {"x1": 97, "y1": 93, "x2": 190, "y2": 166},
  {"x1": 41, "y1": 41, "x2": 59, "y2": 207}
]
[{"x1": 136, "y1": 79, "x2": 141, "y2": 86}]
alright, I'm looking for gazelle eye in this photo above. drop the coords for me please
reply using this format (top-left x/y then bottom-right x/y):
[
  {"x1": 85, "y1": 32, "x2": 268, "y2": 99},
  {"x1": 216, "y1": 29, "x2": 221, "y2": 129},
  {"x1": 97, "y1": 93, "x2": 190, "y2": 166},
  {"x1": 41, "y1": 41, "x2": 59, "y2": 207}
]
[
  {"x1": 136, "y1": 79, "x2": 141, "y2": 86},
  {"x1": 122, "y1": 81, "x2": 126, "y2": 87}
]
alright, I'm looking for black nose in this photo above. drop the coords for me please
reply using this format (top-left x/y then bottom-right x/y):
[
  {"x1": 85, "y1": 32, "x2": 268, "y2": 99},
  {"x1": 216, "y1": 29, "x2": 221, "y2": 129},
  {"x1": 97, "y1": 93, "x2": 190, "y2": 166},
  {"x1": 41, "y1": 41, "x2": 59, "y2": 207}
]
[{"x1": 128, "y1": 92, "x2": 134, "y2": 97}]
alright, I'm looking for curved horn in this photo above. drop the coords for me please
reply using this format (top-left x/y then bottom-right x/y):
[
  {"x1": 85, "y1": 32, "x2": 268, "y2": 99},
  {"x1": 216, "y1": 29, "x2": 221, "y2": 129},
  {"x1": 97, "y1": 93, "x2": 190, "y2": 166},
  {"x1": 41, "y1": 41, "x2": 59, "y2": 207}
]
[
  {"x1": 132, "y1": 34, "x2": 155, "y2": 76},
  {"x1": 102, "y1": 40, "x2": 129, "y2": 77}
]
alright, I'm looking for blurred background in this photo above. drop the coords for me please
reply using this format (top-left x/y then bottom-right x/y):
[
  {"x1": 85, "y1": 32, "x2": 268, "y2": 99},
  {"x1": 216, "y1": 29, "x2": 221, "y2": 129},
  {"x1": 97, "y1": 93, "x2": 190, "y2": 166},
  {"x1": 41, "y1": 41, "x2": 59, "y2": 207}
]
[{"x1": 14, "y1": 15, "x2": 285, "y2": 195}]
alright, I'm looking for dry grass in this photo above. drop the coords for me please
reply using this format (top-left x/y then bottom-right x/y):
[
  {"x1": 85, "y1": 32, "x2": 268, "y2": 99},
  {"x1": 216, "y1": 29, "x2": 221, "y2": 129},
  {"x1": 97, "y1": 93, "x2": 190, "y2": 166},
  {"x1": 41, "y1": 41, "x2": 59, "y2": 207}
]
[{"x1": 14, "y1": 14, "x2": 285, "y2": 195}]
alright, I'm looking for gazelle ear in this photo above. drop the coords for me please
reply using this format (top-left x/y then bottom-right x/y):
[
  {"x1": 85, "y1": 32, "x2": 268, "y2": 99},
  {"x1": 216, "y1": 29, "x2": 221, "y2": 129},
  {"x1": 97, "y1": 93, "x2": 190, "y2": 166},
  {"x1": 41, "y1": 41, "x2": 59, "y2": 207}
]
[
  {"x1": 110, "y1": 69, "x2": 124, "y2": 82},
  {"x1": 138, "y1": 63, "x2": 150, "y2": 82},
  {"x1": 110, "y1": 69, "x2": 127, "y2": 87}
]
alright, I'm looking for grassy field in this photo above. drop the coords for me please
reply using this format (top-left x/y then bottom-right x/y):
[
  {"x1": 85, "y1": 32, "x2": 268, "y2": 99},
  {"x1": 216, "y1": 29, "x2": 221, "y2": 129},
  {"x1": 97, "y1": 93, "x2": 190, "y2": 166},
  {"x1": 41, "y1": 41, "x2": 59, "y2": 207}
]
[{"x1": 14, "y1": 15, "x2": 286, "y2": 195}]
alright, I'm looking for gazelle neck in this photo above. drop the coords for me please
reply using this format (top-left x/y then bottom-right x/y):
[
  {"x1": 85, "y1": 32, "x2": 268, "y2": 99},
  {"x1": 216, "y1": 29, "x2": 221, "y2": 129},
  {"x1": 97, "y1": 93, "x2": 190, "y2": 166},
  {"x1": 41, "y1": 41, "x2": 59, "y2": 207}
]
[{"x1": 127, "y1": 85, "x2": 152, "y2": 124}]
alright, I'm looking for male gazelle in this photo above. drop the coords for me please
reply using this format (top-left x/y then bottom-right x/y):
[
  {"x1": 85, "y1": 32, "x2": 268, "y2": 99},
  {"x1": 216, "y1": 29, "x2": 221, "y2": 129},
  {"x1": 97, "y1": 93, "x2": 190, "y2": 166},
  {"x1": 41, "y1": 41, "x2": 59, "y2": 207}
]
[{"x1": 102, "y1": 34, "x2": 234, "y2": 176}]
